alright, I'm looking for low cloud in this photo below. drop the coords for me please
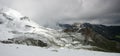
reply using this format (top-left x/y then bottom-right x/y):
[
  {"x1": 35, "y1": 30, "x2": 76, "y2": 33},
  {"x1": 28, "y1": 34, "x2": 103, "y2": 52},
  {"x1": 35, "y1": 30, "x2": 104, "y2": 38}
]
[{"x1": 0, "y1": 0, "x2": 120, "y2": 26}]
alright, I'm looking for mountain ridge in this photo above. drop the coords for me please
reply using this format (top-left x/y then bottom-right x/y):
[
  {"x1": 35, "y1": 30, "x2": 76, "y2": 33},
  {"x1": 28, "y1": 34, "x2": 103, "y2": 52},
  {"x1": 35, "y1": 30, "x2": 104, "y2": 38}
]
[
  {"x1": 0, "y1": 8, "x2": 120, "y2": 52},
  {"x1": 59, "y1": 23, "x2": 120, "y2": 52}
]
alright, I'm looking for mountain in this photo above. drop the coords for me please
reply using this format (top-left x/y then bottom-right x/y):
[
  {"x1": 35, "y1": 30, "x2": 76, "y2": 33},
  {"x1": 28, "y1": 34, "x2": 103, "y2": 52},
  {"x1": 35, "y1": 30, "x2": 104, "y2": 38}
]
[
  {"x1": 0, "y1": 8, "x2": 88, "y2": 49},
  {"x1": 60, "y1": 23, "x2": 120, "y2": 52},
  {"x1": 0, "y1": 8, "x2": 65, "y2": 47},
  {"x1": 0, "y1": 8, "x2": 120, "y2": 53},
  {"x1": 0, "y1": 8, "x2": 95, "y2": 50}
]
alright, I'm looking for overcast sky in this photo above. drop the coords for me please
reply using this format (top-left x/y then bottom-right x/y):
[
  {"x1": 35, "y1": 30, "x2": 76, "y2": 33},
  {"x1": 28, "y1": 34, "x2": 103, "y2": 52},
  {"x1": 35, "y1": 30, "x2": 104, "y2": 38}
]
[{"x1": 0, "y1": 0, "x2": 120, "y2": 26}]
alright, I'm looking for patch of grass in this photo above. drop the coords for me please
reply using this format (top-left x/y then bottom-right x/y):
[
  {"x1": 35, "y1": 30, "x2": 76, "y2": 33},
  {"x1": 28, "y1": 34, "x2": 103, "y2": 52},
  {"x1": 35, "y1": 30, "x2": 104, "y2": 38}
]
[{"x1": 115, "y1": 35, "x2": 120, "y2": 39}]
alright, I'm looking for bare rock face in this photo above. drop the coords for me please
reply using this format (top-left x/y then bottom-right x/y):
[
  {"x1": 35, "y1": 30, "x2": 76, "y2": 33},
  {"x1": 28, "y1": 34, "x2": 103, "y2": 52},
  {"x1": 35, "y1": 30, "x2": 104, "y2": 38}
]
[
  {"x1": 82, "y1": 27, "x2": 120, "y2": 52},
  {"x1": 0, "y1": 38, "x2": 47, "y2": 47},
  {"x1": 61, "y1": 23, "x2": 120, "y2": 52}
]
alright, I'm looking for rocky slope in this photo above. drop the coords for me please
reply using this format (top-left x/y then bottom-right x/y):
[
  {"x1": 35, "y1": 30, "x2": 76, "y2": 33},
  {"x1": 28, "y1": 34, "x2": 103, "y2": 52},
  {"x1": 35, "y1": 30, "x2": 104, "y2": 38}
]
[{"x1": 60, "y1": 23, "x2": 120, "y2": 52}]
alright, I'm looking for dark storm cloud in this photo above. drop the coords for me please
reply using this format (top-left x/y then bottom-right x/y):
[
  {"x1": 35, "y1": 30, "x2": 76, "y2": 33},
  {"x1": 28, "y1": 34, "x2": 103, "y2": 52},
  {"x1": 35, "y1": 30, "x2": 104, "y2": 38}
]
[
  {"x1": 94, "y1": 13, "x2": 120, "y2": 25},
  {"x1": 0, "y1": 0, "x2": 120, "y2": 26}
]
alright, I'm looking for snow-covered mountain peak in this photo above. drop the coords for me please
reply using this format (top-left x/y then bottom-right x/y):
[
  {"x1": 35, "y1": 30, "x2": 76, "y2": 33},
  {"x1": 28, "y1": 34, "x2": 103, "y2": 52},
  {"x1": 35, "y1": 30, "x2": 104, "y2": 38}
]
[
  {"x1": 0, "y1": 8, "x2": 71, "y2": 48},
  {"x1": 0, "y1": 8, "x2": 23, "y2": 19},
  {"x1": 0, "y1": 7, "x2": 40, "y2": 31},
  {"x1": 0, "y1": 8, "x2": 57, "y2": 41},
  {"x1": 0, "y1": 8, "x2": 93, "y2": 49}
]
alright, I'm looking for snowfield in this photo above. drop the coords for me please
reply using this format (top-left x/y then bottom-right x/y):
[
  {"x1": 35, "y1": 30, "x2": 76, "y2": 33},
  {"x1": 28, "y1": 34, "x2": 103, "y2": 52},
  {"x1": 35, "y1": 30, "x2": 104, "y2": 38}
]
[{"x1": 0, "y1": 43, "x2": 120, "y2": 56}]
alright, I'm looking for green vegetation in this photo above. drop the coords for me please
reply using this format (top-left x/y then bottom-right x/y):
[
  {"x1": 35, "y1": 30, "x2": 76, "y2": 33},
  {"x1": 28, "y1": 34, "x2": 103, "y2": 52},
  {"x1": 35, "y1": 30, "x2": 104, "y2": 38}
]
[{"x1": 115, "y1": 35, "x2": 120, "y2": 39}]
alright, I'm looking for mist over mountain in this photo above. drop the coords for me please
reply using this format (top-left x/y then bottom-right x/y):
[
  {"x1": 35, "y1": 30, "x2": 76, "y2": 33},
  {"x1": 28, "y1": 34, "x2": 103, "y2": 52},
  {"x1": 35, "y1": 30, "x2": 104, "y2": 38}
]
[
  {"x1": 0, "y1": 0, "x2": 120, "y2": 27},
  {"x1": 0, "y1": 0, "x2": 120, "y2": 56},
  {"x1": 0, "y1": 8, "x2": 120, "y2": 53}
]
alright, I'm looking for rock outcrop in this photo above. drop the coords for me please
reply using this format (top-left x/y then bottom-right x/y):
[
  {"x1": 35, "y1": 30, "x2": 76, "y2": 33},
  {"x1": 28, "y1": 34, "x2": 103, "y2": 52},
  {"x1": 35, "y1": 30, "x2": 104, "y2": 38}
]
[{"x1": 61, "y1": 23, "x2": 120, "y2": 52}]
